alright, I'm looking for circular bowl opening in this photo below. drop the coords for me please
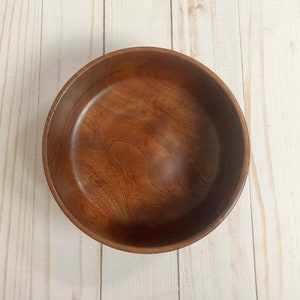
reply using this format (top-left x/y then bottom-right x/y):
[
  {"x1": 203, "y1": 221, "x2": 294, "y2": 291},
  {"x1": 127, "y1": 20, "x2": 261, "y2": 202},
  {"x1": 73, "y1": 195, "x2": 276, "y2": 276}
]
[{"x1": 43, "y1": 47, "x2": 249, "y2": 253}]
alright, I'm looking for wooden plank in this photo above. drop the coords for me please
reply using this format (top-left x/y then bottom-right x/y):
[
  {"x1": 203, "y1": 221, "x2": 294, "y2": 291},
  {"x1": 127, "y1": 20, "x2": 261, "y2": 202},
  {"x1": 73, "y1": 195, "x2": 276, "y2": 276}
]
[
  {"x1": 239, "y1": 0, "x2": 300, "y2": 298},
  {"x1": 102, "y1": 251, "x2": 178, "y2": 300},
  {"x1": 37, "y1": 1, "x2": 103, "y2": 299},
  {"x1": 0, "y1": 1, "x2": 43, "y2": 299},
  {"x1": 0, "y1": 0, "x2": 103, "y2": 299},
  {"x1": 172, "y1": 1, "x2": 257, "y2": 299},
  {"x1": 101, "y1": 1, "x2": 178, "y2": 300},
  {"x1": 105, "y1": 0, "x2": 172, "y2": 52}
]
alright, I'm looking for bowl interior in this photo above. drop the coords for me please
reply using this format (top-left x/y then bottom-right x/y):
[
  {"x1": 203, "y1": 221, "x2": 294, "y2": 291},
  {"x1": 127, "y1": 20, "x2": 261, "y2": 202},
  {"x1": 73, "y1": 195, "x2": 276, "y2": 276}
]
[{"x1": 43, "y1": 48, "x2": 248, "y2": 252}]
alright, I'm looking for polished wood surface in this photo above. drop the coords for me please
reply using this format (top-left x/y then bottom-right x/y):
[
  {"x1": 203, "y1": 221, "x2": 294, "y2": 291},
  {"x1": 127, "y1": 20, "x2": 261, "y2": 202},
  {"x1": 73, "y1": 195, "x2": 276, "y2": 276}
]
[
  {"x1": 43, "y1": 48, "x2": 249, "y2": 253},
  {"x1": 1, "y1": 0, "x2": 299, "y2": 298}
]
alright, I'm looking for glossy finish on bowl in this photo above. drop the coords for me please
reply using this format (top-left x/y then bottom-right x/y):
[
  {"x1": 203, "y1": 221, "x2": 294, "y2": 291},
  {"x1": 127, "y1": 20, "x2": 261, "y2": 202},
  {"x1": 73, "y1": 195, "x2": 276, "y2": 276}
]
[{"x1": 43, "y1": 47, "x2": 249, "y2": 253}]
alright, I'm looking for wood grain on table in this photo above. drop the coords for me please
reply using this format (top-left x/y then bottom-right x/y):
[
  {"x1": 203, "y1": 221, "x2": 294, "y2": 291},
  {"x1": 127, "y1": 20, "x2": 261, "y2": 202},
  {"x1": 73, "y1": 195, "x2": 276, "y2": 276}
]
[{"x1": 0, "y1": 0, "x2": 299, "y2": 299}]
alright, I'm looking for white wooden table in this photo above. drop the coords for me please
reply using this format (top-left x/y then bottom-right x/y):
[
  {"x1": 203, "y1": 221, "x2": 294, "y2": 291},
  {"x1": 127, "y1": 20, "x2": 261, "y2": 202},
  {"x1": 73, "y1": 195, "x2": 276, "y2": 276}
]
[{"x1": 1, "y1": 0, "x2": 299, "y2": 299}]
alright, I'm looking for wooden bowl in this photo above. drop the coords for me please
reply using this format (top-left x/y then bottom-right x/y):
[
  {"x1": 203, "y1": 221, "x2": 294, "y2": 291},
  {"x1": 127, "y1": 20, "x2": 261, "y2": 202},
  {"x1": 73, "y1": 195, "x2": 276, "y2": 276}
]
[{"x1": 43, "y1": 47, "x2": 249, "y2": 253}]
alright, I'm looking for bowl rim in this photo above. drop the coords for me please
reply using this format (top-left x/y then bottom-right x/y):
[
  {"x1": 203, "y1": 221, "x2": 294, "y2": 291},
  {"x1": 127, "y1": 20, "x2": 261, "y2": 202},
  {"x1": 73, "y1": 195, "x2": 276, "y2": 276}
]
[{"x1": 42, "y1": 46, "x2": 250, "y2": 254}]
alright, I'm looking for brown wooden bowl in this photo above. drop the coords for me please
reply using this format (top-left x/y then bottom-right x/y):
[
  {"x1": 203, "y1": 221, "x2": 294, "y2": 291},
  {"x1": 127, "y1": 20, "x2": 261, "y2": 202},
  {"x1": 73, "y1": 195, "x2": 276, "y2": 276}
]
[{"x1": 43, "y1": 47, "x2": 249, "y2": 253}]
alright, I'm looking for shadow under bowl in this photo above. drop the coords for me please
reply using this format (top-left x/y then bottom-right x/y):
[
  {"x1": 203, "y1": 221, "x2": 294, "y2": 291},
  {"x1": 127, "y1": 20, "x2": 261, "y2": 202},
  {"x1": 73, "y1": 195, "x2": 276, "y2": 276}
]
[{"x1": 43, "y1": 47, "x2": 250, "y2": 253}]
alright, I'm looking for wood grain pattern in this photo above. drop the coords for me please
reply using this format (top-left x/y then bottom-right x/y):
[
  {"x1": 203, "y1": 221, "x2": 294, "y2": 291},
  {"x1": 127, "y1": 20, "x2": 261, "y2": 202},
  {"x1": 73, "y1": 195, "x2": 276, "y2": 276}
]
[
  {"x1": 43, "y1": 47, "x2": 249, "y2": 253},
  {"x1": 38, "y1": 1, "x2": 103, "y2": 299},
  {"x1": 239, "y1": 0, "x2": 300, "y2": 298},
  {"x1": 105, "y1": 0, "x2": 171, "y2": 53},
  {"x1": 0, "y1": 0, "x2": 42, "y2": 299},
  {"x1": 0, "y1": 0, "x2": 103, "y2": 299},
  {"x1": 172, "y1": 0, "x2": 257, "y2": 299},
  {"x1": 1, "y1": 0, "x2": 299, "y2": 299},
  {"x1": 101, "y1": 1, "x2": 178, "y2": 299}
]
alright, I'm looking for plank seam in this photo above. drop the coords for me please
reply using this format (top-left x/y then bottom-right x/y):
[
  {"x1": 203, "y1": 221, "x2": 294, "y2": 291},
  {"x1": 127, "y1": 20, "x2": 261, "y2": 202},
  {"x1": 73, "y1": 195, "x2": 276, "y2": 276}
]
[
  {"x1": 177, "y1": 250, "x2": 181, "y2": 300},
  {"x1": 30, "y1": 0, "x2": 44, "y2": 298},
  {"x1": 100, "y1": 1, "x2": 105, "y2": 299},
  {"x1": 102, "y1": 0, "x2": 105, "y2": 55},
  {"x1": 99, "y1": 244, "x2": 103, "y2": 300},
  {"x1": 170, "y1": 0, "x2": 174, "y2": 50},
  {"x1": 236, "y1": 0, "x2": 258, "y2": 299},
  {"x1": 169, "y1": 1, "x2": 180, "y2": 299}
]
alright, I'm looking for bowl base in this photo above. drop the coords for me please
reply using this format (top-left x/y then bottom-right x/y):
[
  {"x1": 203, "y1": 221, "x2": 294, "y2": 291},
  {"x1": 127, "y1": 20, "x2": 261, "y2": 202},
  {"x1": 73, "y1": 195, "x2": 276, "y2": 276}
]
[{"x1": 69, "y1": 76, "x2": 220, "y2": 227}]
